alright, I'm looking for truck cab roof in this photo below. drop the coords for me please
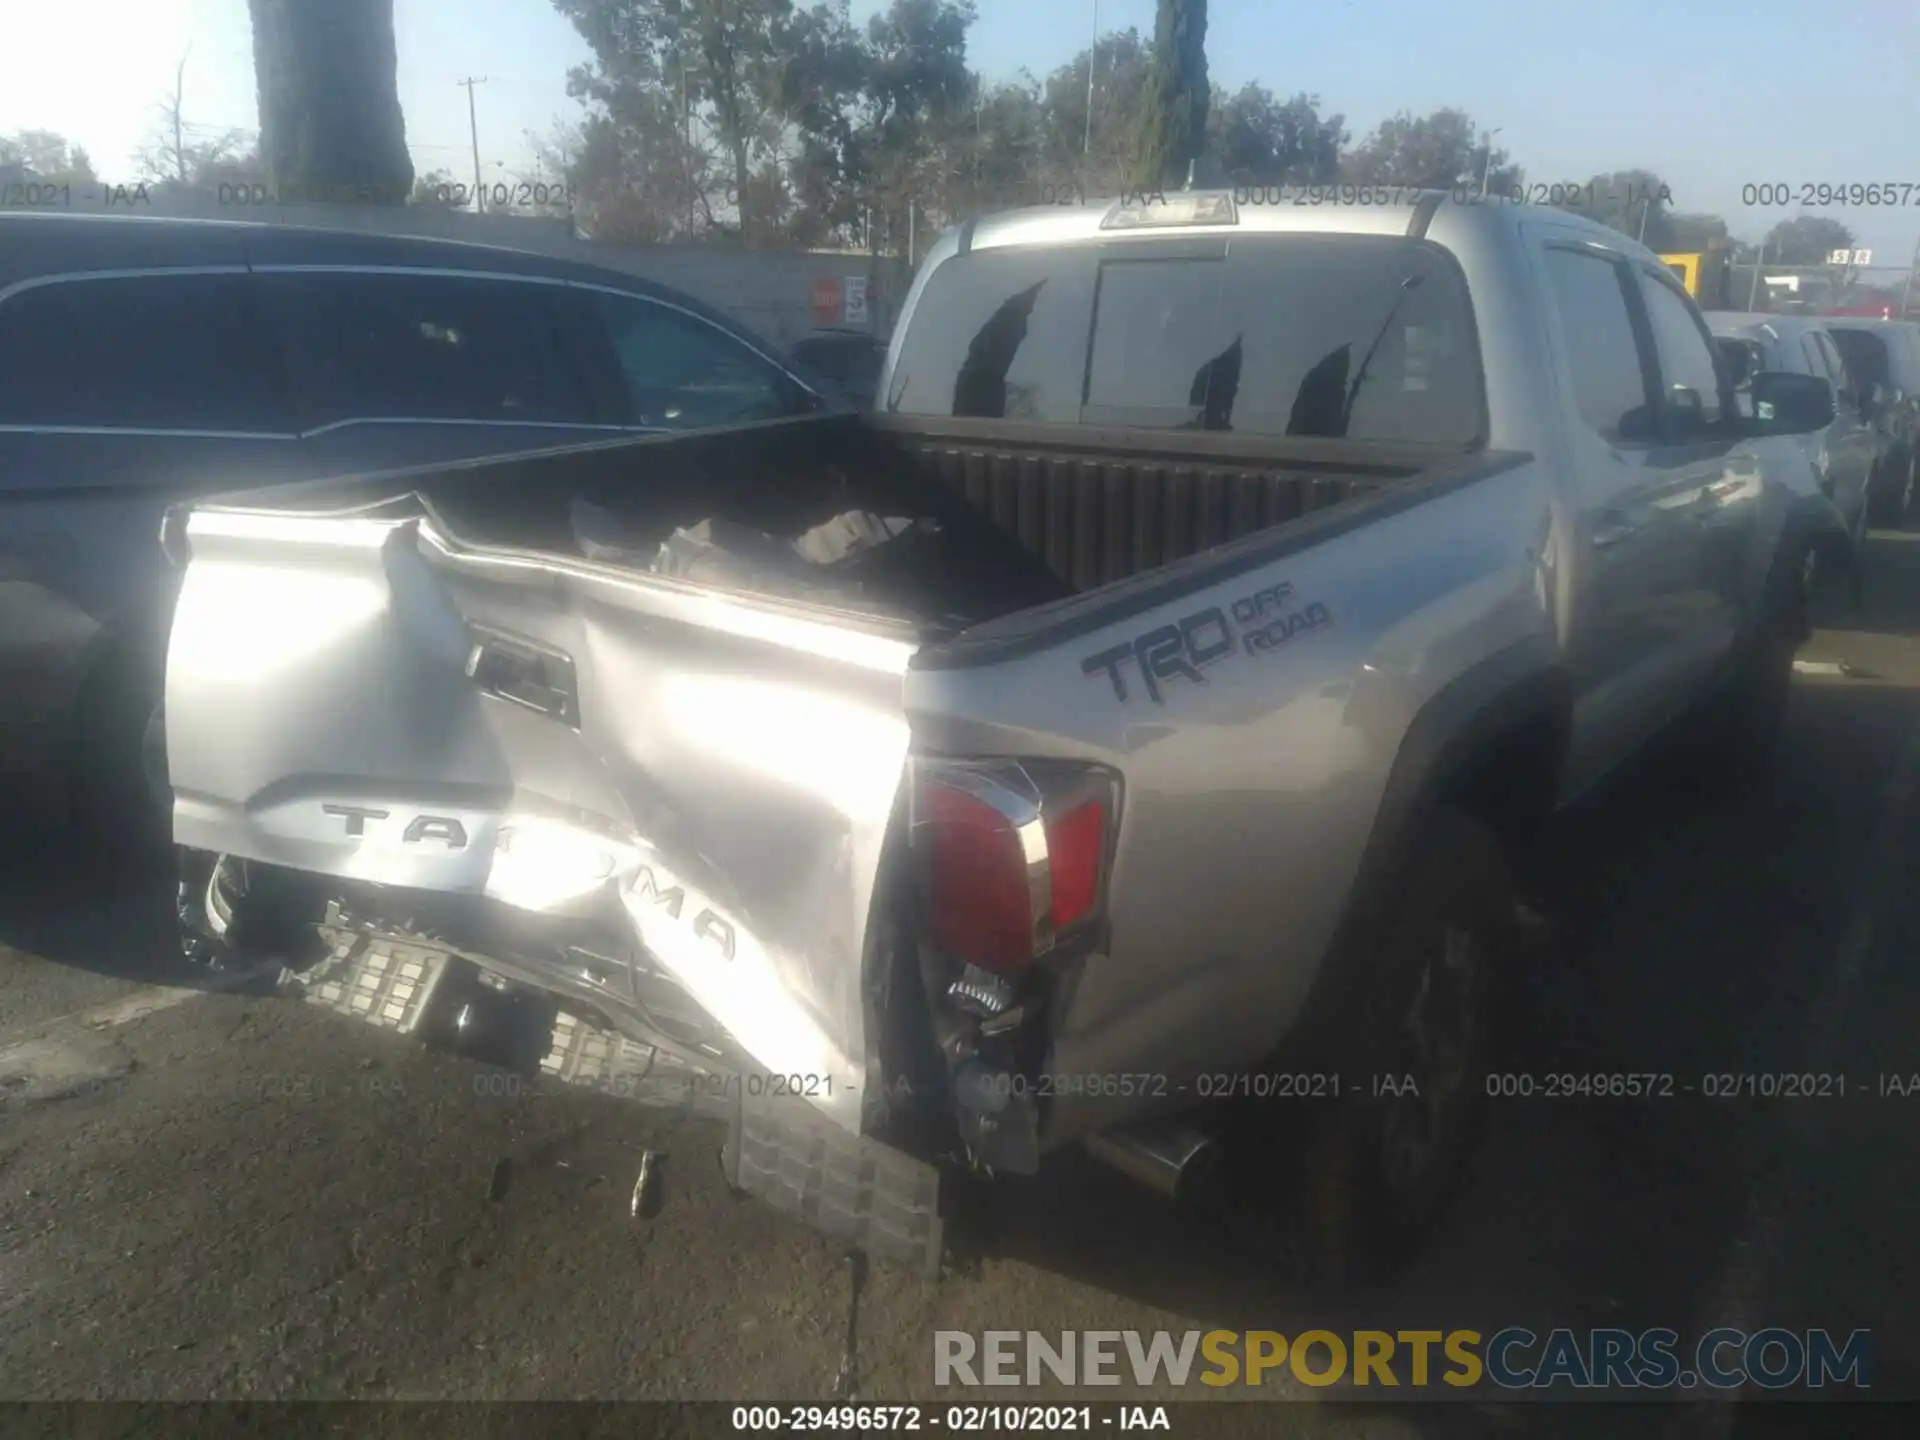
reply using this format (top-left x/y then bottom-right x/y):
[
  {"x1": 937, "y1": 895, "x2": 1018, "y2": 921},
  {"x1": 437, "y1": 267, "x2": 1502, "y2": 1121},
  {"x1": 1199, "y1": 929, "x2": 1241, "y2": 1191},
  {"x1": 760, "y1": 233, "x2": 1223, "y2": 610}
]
[{"x1": 955, "y1": 188, "x2": 1658, "y2": 259}]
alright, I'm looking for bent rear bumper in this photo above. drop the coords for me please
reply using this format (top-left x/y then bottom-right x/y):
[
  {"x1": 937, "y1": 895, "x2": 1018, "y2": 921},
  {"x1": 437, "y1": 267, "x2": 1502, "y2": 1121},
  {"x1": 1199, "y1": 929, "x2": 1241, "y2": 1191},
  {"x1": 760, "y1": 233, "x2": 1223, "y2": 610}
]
[
  {"x1": 180, "y1": 850, "x2": 946, "y2": 1275},
  {"x1": 725, "y1": 1092, "x2": 945, "y2": 1275}
]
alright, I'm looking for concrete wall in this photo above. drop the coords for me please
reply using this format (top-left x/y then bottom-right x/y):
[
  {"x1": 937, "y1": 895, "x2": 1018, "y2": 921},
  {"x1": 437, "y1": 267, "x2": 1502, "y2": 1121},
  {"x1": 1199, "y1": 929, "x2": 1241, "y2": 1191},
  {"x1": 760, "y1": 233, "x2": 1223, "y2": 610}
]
[{"x1": 69, "y1": 189, "x2": 911, "y2": 346}]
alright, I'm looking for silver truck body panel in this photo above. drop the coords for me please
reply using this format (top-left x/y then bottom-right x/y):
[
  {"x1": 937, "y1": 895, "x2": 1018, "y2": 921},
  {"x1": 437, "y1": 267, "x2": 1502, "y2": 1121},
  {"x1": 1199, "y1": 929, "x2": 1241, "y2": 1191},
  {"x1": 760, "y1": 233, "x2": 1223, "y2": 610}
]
[
  {"x1": 906, "y1": 455, "x2": 1556, "y2": 1140},
  {"x1": 163, "y1": 193, "x2": 1835, "y2": 1159}
]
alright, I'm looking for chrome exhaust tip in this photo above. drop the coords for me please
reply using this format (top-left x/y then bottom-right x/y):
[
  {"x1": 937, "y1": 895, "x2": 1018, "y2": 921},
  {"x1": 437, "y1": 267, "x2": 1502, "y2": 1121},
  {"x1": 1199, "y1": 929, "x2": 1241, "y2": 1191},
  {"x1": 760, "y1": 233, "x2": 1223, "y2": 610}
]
[{"x1": 1084, "y1": 1122, "x2": 1221, "y2": 1204}]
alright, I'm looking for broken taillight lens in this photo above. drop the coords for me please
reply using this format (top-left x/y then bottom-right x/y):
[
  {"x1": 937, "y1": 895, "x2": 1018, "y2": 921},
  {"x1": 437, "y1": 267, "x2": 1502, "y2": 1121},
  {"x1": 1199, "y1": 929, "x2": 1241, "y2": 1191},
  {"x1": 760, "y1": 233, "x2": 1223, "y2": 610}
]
[{"x1": 916, "y1": 764, "x2": 1116, "y2": 976}]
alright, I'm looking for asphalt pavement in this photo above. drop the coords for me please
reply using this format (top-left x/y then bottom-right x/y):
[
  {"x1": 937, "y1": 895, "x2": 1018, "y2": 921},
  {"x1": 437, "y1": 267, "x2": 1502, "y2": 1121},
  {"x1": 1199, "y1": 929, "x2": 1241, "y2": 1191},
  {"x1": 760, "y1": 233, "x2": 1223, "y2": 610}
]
[{"x1": 8, "y1": 532, "x2": 1920, "y2": 1434}]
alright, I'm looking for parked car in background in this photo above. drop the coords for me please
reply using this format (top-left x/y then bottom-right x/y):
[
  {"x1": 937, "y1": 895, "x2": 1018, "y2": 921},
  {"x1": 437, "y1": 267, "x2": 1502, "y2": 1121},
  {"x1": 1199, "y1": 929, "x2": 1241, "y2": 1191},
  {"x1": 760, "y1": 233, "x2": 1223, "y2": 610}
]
[
  {"x1": 164, "y1": 192, "x2": 1843, "y2": 1280},
  {"x1": 1707, "y1": 311, "x2": 1886, "y2": 551},
  {"x1": 1824, "y1": 320, "x2": 1920, "y2": 523},
  {"x1": 0, "y1": 212, "x2": 830, "y2": 851},
  {"x1": 789, "y1": 327, "x2": 889, "y2": 409}
]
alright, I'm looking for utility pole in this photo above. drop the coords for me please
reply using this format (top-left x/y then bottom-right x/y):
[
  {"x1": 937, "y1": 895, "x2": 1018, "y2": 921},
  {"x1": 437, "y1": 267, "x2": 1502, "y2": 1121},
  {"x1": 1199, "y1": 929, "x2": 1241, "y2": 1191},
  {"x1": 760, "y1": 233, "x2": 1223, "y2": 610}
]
[
  {"x1": 1636, "y1": 196, "x2": 1652, "y2": 244},
  {"x1": 1478, "y1": 127, "x2": 1502, "y2": 198},
  {"x1": 456, "y1": 77, "x2": 491, "y2": 210},
  {"x1": 1083, "y1": 0, "x2": 1099, "y2": 158},
  {"x1": 1904, "y1": 235, "x2": 1920, "y2": 320},
  {"x1": 1747, "y1": 238, "x2": 1766, "y2": 311}
]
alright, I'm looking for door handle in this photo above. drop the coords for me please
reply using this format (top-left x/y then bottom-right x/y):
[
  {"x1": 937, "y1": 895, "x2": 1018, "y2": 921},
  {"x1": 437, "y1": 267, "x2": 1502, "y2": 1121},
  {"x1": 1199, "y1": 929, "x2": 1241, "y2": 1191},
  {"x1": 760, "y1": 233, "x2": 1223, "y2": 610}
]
[{"x1": 466, "y1": 626, "x2": 580, "y2": 727}]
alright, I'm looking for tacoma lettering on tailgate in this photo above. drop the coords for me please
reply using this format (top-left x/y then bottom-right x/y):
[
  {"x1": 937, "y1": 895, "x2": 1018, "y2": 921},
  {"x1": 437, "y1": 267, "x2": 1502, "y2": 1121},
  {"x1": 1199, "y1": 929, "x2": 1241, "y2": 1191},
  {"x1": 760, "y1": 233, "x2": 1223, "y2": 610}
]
[
  {"x1": 1079, "y1": 580, "x2": 1333, "y2": 704},
  {"x1": 632, "y1": 865, "x2": 738, "y2": 963},
  {"x1": 321, "y1": 805, "x2": 471, "y2": 850}
]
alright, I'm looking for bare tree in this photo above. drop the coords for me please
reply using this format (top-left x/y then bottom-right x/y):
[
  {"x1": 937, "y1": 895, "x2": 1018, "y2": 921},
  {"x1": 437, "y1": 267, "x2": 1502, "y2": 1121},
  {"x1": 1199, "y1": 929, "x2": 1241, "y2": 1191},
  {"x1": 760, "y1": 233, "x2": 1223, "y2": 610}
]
[{"x1": 129, "y1": 45, "x2": 266, "y2": 198}]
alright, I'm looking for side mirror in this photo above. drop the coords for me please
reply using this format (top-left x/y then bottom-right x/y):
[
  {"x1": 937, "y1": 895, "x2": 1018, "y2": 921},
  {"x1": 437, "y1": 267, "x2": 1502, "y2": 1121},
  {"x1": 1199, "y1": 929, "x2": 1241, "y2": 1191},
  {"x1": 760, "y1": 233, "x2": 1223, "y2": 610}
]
[
  {"x1": 1665, "y1": 386, "x2": 1708, "y2": 441},
  {"x1": 1619, "y1": 404, "x2": 1658, "y2": 443},
  {"x1": 1750, "y1": 371, "x2": 1835, "y2": 434}
]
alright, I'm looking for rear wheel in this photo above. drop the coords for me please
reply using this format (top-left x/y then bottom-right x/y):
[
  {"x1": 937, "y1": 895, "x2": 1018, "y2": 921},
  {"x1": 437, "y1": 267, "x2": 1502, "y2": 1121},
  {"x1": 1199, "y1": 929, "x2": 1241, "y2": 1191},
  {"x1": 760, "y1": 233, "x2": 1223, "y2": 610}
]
[
  {"x1": 1298, "y1": 811, "x2": 1513, "y2": 1282},
  {"x1": 1869, "y1": 453, "x2": 1914, "y2": 528},
  {"x1": 69, "y1": 653, "x2": 169, "y2": 865},
  {"x1": 1685, "y1": 538, "x2": 1811, "y2": 788}
]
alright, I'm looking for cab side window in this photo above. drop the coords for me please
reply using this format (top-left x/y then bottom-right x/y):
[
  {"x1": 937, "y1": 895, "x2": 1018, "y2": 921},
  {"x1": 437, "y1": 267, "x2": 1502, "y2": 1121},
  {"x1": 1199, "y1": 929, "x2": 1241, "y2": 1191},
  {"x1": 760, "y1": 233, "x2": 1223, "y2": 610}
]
[
  {"x1": 1540, "y1": 248, "x2": 1654, "y2": 443},
  {"x1": 1798, "y1": 335, "x2": 1828, "y2": 381},
  {"x1": 1635, "y1": 272, "x2": 1723, "y2": 441},
  {"x1": 1900, "y1": 331, "x2": 1920, "y2": 393},
  {"x1": 1813, "y1": 331, "x2": 1854, "y2": 402}
]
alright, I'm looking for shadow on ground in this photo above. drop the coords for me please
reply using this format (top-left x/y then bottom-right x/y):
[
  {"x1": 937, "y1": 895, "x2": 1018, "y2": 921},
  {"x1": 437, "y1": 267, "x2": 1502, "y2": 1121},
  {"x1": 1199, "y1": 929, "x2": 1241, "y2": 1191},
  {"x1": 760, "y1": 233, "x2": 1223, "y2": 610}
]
[
  {"x1": 1831, "y1": 524, "x2": 1920, "y2": 641},
  {"x1": 0, "y1": 820, "x2": 192, "y2": 994}
]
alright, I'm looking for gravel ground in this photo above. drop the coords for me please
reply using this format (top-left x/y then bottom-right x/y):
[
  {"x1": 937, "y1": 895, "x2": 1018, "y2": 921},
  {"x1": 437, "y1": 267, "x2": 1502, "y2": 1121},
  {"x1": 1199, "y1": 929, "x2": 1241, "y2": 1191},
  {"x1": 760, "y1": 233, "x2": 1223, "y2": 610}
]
[{"x1": 7, "y1": 532, "x2": 1920, "y2": 1436}]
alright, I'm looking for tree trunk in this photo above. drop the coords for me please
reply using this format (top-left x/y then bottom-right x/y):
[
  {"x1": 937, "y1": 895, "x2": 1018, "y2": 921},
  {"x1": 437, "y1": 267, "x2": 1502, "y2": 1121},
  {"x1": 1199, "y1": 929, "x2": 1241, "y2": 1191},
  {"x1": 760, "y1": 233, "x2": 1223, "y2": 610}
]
[
  {"x1": 1135, "y1": 0, "x2": 1209, "y2": 190},
  {"x1": 732, "y1": 133, "x2": 752, "y2": 242},
  {"x1": 248, "y1": 0, "x2": 413, "y2": 205}
]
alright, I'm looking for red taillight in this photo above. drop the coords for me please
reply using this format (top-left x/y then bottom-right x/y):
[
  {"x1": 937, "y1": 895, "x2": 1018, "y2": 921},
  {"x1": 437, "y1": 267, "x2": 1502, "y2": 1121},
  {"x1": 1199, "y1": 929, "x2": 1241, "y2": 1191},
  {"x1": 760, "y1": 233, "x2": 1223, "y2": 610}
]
[
  {"x1": 922, "y1": 783, "x2": 1041, "y2": 975},
  {"x1": 918, "y1": 769, "x2": 1114, "y2": 976},
  {"x1": 1044, "y1": 799, "x2": 1105, "y2": 929}
]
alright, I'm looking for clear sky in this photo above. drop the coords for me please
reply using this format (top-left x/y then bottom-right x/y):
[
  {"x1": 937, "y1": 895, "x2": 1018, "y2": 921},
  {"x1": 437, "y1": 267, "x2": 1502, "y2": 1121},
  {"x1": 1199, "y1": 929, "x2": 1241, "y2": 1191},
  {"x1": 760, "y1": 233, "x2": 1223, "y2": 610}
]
[{"x1": 5, "y1": 0, "x2": 1917, "y2": 264}]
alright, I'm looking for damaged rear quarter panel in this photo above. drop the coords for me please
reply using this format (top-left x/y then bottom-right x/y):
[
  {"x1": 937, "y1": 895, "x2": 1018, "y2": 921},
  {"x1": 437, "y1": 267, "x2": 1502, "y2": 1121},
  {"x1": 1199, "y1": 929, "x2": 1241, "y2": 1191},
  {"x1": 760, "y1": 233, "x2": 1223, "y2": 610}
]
[
  {"x1": 907, "y1": 459, "x2": 1552, "y2": 1145},
  {"x1": 555, "y1": 562, "x2": 917, "y2": 1132}
]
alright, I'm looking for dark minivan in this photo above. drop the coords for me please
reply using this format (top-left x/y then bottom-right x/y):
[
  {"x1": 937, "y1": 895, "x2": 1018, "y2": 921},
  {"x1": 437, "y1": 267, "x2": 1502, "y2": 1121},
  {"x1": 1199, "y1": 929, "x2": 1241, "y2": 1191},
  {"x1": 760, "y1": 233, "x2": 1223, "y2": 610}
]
[{"x1": 0, "y1": 212, "x2": 829, "y2": 846}]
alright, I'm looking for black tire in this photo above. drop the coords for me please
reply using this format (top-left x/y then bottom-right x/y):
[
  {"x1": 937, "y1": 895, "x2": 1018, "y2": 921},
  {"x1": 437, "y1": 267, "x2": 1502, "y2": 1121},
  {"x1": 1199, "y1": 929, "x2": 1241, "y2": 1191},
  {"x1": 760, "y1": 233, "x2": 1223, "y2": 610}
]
[
  {"x1": 69, "y1": 652, "x2": 169, "y2": 864},
  {"x1": 1868, "y1": 452, "x2": 1914, "y2": 529},
  {"x1": 178, "y1": 850, "x2": 326, "y2": 972},
  {"x1": 1685, "y1": 539, "x2": 1811, "y2": 788},
  {"x1": 1298, "y1": 810, "x2": 1513, "y2": 1283}
]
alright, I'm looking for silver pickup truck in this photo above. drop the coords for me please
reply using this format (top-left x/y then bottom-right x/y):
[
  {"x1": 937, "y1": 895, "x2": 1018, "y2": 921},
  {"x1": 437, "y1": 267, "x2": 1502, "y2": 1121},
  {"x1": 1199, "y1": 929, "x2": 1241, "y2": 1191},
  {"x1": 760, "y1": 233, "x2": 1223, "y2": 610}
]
[{"x1": 158, "y1": 191, "x2": 1844, "y2": 1279}]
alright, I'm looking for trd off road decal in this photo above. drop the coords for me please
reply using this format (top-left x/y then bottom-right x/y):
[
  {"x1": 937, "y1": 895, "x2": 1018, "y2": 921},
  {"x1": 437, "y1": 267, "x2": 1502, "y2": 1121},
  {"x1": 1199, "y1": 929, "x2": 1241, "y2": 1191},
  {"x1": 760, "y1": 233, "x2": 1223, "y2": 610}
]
[{"x1": 1079, "y1": 579, "x2": 1333, "y2": 705}]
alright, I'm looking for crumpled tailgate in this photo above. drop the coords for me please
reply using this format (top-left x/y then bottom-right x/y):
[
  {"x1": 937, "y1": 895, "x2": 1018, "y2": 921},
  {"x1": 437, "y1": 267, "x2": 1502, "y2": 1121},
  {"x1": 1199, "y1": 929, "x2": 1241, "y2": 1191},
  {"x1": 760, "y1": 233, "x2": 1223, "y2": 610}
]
[{"x1": 166, "y1": 504, "x2": 919, "y2": 1134}]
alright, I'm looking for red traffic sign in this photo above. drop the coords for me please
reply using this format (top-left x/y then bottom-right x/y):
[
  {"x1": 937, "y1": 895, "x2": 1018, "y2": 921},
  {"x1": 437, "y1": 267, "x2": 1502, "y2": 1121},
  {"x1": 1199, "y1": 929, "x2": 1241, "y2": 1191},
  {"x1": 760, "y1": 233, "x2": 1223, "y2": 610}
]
[{"x1": 810, "y1": 276, "x2": 842, "y2": 326}]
